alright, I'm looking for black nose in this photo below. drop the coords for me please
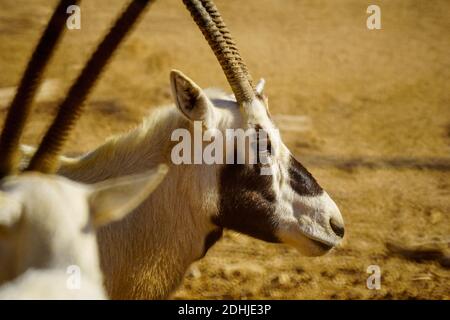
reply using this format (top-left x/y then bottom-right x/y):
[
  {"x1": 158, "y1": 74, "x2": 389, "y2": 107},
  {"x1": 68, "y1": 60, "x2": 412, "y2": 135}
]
[{"x1": 329, "y1": 218, "x2": 345, "y2": 238}]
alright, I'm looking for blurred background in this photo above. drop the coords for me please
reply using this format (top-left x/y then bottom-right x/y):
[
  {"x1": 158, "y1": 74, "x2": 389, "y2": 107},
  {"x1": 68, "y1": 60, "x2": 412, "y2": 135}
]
[{"x1": 0, "y1": 0, "x2": 448, "y2": 299}]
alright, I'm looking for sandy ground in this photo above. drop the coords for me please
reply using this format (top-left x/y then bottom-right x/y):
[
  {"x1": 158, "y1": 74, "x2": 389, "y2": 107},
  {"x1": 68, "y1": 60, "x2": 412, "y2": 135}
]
[{"x1": 0, "y1": 0, "x2": 449, "y2": 299}]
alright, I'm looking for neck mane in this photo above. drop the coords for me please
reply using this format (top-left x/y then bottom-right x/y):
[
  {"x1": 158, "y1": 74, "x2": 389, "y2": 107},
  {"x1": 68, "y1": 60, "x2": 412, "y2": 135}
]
[
  {"x1": 58, "y1": 105, "x2": 220, "y2": 299},
  {"x1": 60, "y1": 106, "x2": 182, "y2": 182}
]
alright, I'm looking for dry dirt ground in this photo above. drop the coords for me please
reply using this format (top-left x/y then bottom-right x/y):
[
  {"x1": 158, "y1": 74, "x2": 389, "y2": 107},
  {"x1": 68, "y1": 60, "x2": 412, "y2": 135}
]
[{"x1": 0, "y1": 0, "x2": 449, "y2": 299}]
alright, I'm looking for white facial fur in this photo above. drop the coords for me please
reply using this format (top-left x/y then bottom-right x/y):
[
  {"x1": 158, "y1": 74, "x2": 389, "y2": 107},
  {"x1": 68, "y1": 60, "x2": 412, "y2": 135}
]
[
  {"x1": 171, "y1": 70, "x2": 344, "y2": 256},
  {"x1": 246, "y1": 99, "x2": 344, "y2": 255}
]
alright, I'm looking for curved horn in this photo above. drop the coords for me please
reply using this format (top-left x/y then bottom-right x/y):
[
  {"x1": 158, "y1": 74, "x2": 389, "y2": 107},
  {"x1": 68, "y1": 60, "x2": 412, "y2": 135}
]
[
  {"x1": 0, "y1": 0, "x2": 77, "y2": 178},
  {"x1": 182, "y1": 0, "x2": 256, "y2": 105},
  {"x1": 201, "y1": 0, "x2": 253, "y2": 87},
  {"x1": 27, "y1": 0, "x2": 155, "y2": 173}
]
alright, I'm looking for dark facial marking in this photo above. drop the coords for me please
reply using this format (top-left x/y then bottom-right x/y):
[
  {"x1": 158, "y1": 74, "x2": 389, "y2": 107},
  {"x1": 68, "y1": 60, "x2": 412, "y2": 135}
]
[
  {"x1": 215, "y1": 161, "x2": 280, "y2": 243},
  {"x1": 255, "y1": 125, "x2": 272, "y2": 162},
  {"x1": 200, "y1": 227, "x2": 223, "y2": 258},
  {"x1": 289, "y1": 156, "x2": 323, "y2": 196}
]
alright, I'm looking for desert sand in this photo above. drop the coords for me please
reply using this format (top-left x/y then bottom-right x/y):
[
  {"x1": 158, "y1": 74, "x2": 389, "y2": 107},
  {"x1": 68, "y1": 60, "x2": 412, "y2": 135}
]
[{"x1": 0, "y1": 0, "x2": 448, "y2": 299}]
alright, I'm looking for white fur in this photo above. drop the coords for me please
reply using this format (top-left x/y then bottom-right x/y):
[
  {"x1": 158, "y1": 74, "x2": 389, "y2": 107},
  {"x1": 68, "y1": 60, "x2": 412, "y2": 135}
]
[
  {"x1": 0, "y1": 269, "x2": 105, "y2": 300},
  {"x1": 0, "y1": 167, "x2": 167, "y2": 299}
]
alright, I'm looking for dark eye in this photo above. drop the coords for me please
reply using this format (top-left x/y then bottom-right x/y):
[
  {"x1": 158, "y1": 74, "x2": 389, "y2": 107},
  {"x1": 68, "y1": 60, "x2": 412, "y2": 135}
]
[
  {"x1": 265, "y1": 138, "x2": 272, "y2": 155},
  {"x1": 258, "y1": 129, "x2": 272, "y2": 154},
  {"x1": 255, "y1": 126, "x2": 272, "y2": 166}
]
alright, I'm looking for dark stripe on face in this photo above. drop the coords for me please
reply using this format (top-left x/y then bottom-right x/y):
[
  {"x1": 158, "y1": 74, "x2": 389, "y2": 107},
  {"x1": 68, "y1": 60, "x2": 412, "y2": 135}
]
[
  {"x1": 215, "y1": 162, "x2": 280, "y2": 243},
  {"x1": 254, "y1": 125, "x2": 272, "y2": 168},
  {"x1": 200, "y1": 227, "x2": 223, "y2": 258},
  {"x1": 289, "y1": 156, "x2": 323, "y2": 196}
]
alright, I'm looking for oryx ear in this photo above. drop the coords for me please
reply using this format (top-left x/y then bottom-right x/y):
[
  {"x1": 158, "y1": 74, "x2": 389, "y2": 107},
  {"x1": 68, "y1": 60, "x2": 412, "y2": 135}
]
[
  {"x1": 255, "y1": 78, "x2": 269, "y2": 107},
  {"x1": 0, "y1": 192, "x2": 22, "y2": 236},
  {"x1": 255, "y1": 78, "x2": 265, "y2": 96},
  {"x1": 87, "y1": 165, "x2": 168, "y2": 227},
  {"x1": 170, "y1": 70, "x2": 216, "y2": 128}
]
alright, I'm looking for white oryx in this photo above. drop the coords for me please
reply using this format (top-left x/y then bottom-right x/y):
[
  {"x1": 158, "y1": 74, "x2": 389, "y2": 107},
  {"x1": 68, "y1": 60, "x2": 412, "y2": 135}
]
[
  {"x1": 0, "y1": 168, "x2": 167, "y2": 299},
  {"x1": 21, "y1": 0, "x2": 345, "y2": 299},
  {"x1": 0, "y1": 0, "x2": 164, "y2": 299}
]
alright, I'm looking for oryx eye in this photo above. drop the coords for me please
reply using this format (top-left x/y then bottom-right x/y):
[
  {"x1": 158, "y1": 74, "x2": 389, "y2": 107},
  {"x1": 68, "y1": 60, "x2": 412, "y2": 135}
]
[{"x1": 255, "y1": 125, "x2": 272, "y2": 157}]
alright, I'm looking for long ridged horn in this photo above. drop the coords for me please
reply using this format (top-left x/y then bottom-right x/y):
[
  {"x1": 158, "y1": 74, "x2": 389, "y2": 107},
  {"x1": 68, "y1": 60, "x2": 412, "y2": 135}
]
[
  {"x1": 0, "y1": 0, "x2": 78, "y2": 179},
  {"x1": 200, "y1": 0, "x2": 254, "y2": 87},
  {"x1": 182, "y1": 0, "x2": 256, "y2": 105},
  {"x1": 27, "y1": 0, "x2": 155, "y2": 173}
]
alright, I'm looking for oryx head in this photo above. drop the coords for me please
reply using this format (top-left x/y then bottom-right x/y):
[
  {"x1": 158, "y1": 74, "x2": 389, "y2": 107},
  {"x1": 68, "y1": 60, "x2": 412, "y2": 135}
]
[{"x1": 171, "y1": 0, "x2": 344, "y2": 256}]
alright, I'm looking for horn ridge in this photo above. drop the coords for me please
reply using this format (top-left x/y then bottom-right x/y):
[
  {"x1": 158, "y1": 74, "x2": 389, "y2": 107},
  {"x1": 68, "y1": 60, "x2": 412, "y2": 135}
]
[
  {"x1": 0, "y1": 0, "x2": 77, "y2": 178},
  {"x1": 27, "y1": 0, "x2": 154, "y2": 173},
  {"x1": 200, "y1": 0, "x2": 254, "y2": 87},
  {"x1": 183, "y1": 0, "x2": 255, "y2": 105}
]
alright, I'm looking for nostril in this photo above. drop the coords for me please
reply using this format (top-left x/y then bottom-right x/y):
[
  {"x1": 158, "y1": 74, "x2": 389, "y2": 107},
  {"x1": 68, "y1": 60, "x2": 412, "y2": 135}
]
[{"x1": 329, "y1": 218, "x2": 345, "y2": 238}]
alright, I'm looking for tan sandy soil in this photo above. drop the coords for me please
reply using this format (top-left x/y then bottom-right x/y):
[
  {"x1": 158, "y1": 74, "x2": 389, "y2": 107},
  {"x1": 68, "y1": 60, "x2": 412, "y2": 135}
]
[{"x1": 0, "y1": 0, "x2": 449, "y2": 299}]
